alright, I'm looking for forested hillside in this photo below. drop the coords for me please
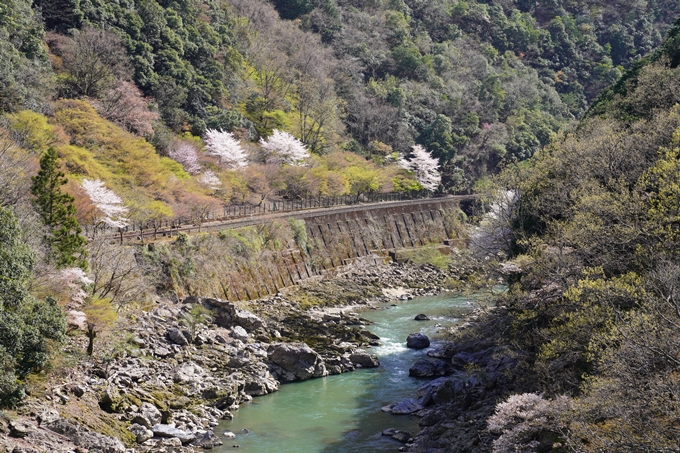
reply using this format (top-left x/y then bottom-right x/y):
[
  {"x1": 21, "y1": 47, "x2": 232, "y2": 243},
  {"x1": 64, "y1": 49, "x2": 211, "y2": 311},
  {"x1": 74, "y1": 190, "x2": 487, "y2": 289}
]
[
  {"x1": 449, "y1": 15, "x2": 680, "y2": 452},
  {"x1": 2, "y1": 0, "x2": 679, "y2": 193},
  {"x1": 2, "y1": 0, "x2": 680, "y2": 429},
  {"x1": 287, "y1": 0, "x2": 680, "y2": 186}
]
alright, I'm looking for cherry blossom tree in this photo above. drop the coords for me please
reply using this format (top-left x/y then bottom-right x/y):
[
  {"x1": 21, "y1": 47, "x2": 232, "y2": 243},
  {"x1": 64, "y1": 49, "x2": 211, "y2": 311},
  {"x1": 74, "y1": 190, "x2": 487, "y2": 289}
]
[
  {"x1": 169, "y1": 141, "x2": 201, "y2": 175},
  {"x1": 57, "y1": 267, "x2": 93, "y2": 309},
  {"x1": 399, "y1": 144, "x2": 441, "y2": 192},
  {"x1": 259, "y1": 129, "x2": 310, "y2": 166},
  {"x1": 81, "y1": 179, "x2": 129, "y2": 234},
  {"x1": 487, "y1": 393, "x2": 570, "y2": 453},
  {"x1": 199, "y1": 170, "x2": 222, "y2": 191},
  {"x1": 94, "y1": 80, "x2": 159, "y2": 136},
  {"x1": 204, "y1": 129, "x2": 248, "y2": 169}
]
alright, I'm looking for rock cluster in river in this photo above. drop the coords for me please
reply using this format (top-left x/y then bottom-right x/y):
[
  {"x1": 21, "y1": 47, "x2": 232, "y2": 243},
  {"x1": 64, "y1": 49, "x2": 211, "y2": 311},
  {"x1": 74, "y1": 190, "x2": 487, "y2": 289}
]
[{"x1": 396, "y1": 310, "x2": 528, "y2": 453}]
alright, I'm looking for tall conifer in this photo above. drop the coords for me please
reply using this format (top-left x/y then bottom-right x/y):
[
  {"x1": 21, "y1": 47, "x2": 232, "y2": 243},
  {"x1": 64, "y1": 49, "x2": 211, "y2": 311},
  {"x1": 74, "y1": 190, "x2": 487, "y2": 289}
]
[{"x1": 31, "y1": 147, "x2": 87, "y2": 269}]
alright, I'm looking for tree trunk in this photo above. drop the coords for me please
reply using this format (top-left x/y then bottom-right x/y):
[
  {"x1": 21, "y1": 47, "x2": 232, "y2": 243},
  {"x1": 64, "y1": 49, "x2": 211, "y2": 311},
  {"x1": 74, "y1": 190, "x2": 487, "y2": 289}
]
[{"x1": 87, "y1": 328, "x2": 96, "y2": 355}]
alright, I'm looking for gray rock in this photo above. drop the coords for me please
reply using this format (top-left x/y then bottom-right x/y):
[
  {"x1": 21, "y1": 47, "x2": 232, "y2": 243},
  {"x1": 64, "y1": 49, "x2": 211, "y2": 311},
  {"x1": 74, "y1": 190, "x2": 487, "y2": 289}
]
[
  {"x1": 417, "y1": 377, "x2": 449, "y2": 401},
  {"x1": 128, "y1": 423, "x2": 154, "y2": 444},
  {"x1": 233, "y1": 310, "x2": 267, "y2": 331},
  {"x1": 9, "y1": 420, "x2": 34, "y2": 438},
  {"x1": 392, "y1": 430, "x2": 413, "y2": 443},
  {"x1": 409, "y1": 358, "x2": 451, "y2": 378},
  {"x1": 131, "y1": 402, "x2": 162, "y2": 428},
  {"x1": 348, "y1": 350, "x2": 380, "y2": 368},
  {"x1": 406, "y1": 333, "x2": 430, "y2": 349},
  {"x1": 210, "y1": 300, "x2": 267, "y2": 331},
  {"x1": 69, "y1": 385, "x2": 86, "y2": 397},
  {"x1": 231, "y1": 326, "x2": 248, "y2": 342},
  {"x1": 414, "y1": 314, "x2": 430, "y2": 321},
  {"x1": 382, "y1": 428, "x2": 396, "y2": 436},
  {"x1": 173, "y1": 362, "x2": 206, "y2": 385},
  {"x1": 193, "y1": 430, "x2": 223, "y2": 449},
  {"x1": 227, "y1": 356, "x2": 250, "y2": 368},
  {"x1": 390, "y1": 398, "x2": 423, "y2": 415},
  {"x1": 36, "y1": 408, "x2": 60, "y2": 426},
  {"x1": 244, "y1": 375, "x2": 279, "y2": 396},
  {"x1": 167, "y1": 327, "x2": 189, "y2": 346},
  {"x1": 154, "y1": 346, "x2": 173, "y2": 358},
  {"x1": 267, "y1": 343, "x2": 326, "y2": 382},
  {"x1": 161, "y1": 437, "x2": 183, "y2": 447},
  {"x1": 426, "y1": 343, "x2": 458, "y2": 360},
  {"x1": 151, "y1": 424, "x2": 196, "y2": 444},
  {"x1": 42, "y1": 418, "x2": 126, "y2": 453}
]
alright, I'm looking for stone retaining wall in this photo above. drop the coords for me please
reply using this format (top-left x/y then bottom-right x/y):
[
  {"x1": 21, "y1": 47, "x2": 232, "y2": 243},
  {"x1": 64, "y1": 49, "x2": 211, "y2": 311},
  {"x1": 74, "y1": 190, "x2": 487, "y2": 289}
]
[{"x1": 224, "y1": 198, "x2": 461, "y2": 301}]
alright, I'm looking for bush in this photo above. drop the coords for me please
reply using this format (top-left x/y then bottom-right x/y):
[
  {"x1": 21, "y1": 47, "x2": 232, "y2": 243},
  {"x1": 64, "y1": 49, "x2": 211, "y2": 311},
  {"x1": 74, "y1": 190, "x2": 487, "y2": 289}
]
[{"x1": 288, "y1": 217, "x2": 309, "y2": 254}]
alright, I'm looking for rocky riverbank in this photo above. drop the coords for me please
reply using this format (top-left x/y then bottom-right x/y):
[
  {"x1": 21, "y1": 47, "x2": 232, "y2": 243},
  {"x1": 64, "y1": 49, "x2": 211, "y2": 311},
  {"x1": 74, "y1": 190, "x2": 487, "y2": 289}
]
[
  {"x1": 1, "y1": 257, "x2": 487, "y2": 453},
  {"x1": 375, "y1": 304, "x2": 528, "y2": 453}
]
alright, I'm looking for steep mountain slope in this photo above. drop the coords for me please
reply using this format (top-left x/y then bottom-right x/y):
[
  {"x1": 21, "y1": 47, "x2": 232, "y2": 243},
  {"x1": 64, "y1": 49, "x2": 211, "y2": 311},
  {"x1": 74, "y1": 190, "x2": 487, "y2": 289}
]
[{"x1": 425, "y1": 14, "x2": 680, "y2": 452}]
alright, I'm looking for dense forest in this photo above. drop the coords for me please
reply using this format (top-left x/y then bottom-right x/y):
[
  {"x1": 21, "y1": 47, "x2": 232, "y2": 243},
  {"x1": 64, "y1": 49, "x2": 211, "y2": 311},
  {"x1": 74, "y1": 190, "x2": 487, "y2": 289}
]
[
  {"x1": 457, "y1": 15, "x2": 680, "y2": 452},
  {"x1": 3, "y1": 0, "x2": 680, "y2": 195}
]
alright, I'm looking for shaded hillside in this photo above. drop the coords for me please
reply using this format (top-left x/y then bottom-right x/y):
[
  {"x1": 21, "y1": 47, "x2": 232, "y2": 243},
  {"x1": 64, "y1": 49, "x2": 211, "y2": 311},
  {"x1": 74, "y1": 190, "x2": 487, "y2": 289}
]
[
  {"x1": 444, "y1": 15, "x2": 680, "y2": 452},
  {"x1": 588, "y1": 14, "x2": 680, "y2": 119}
]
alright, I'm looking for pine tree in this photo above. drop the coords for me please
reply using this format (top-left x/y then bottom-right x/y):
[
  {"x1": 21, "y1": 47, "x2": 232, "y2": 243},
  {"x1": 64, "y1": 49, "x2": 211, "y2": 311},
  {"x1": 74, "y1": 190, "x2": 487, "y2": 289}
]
[{"x1": 31, "y1": 147, "x2": 88, "y2": 269}]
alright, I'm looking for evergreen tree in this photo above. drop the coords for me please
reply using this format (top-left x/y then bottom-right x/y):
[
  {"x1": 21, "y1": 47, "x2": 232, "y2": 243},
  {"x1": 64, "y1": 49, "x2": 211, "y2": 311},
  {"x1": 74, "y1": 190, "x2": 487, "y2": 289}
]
[
  {"x1": 0, "y1": 207, "x2": 66, "y2": 407},
  {"x1": 31, "y1": 147, "x2": 87, "y2": 269}
]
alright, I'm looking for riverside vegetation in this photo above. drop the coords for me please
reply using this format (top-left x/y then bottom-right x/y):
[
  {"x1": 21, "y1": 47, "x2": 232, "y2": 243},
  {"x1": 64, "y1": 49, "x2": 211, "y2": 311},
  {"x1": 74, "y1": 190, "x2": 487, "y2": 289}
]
[{"x1": 3, "y1": 0, "x2": 680, "y2": 452}]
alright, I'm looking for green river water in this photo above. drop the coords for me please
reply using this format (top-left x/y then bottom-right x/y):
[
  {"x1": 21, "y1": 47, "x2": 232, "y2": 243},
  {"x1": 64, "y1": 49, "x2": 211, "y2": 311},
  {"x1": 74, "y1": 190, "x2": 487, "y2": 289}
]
[{"x1": 215, "y1": 292, "x2": 481, "y2": 453}]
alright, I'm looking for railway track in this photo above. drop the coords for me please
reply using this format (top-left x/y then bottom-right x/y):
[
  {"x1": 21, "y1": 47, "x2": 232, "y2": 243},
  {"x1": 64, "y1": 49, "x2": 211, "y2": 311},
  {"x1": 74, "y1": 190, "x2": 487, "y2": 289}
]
[{"x1": 100, "y1": 195, "x2": 478, "y2": 244}]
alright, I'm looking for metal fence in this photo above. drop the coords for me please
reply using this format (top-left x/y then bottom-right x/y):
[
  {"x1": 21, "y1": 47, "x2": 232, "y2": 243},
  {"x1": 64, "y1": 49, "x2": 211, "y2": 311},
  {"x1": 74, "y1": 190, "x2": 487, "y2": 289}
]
[{"x1": 88, "y1": 191, "x2": 434, "y2": 238}]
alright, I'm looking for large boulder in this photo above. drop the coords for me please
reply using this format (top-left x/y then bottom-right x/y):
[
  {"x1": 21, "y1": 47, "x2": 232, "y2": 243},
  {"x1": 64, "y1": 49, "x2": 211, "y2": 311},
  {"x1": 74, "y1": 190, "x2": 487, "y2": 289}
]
[
  {"x1": 173, "y1": 362, "x2": 206, "y2": 385},
  {"x1": 390, "y1": 398, "x2": 423, "y2": 415},
  {"x1": 9, "y1": 419, "x2": 34, "y2": 438},
  {"x1": 130, "y1": 403, "x2": 161, "y2": 428},
  {"x1": 242, "y1": 362, "x2": 280, "y2": 396},
  {"x1": 408, "y1": 358, "x2": 451, "y2": 377},
  {"x1": 233, "y1": 309, "x2": 267, "y2": 331},
  {"x1": 193, "y1": 430, "x2": 223, "y2": 449},
  {"x1": 208, "y1": 300, "x2": 267, "y2": 331},
  {"x1": 348, "y1": 350, "x2": 380, "y2": 368},
  {"x1": 267, "y1": 343, "x2": 326, "y2": 382},
  {"x1": 166, "y1": 327, "x2": 189, "y2": 346},
  {"x1": 406, "y1": 333, "x2": 430, "y2": 349},
  {"x1": 392, "y1": 430, "x2": 413, "y2": 443},
  {"x1": 244, "y1": 375, "x2": 280, "y2": 396},
  {"x1": 151, "y1": 424, "x2": 195, "y2": 444},
  {"x1": 418, "y1": 374, "x2": 483, "y2": 406},
  {"x1": 231, "y1": 326, "x2": 249, "y2": 342},
  {"x1": 131, "y1": 402, "x2": 162, "y2": 428},
  {"x1": 427, "y1": 343, "x2": 458, "y2": 360},
  {"x1": 42, "y1": 418, "x2": 126, "y2": 453},
  {"x1": 128, "y1": 423, "x2": 154, "y2": 444},
  {"x1": 414, "y1": 314, "x2": 430, "y2": 321}
]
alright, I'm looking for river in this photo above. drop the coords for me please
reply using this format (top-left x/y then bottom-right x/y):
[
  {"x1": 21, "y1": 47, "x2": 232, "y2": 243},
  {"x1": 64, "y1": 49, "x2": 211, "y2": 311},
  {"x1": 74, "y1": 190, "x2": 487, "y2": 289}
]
[{"x1": 214, "y1": 291, "x2": 485, "y2": 452}]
